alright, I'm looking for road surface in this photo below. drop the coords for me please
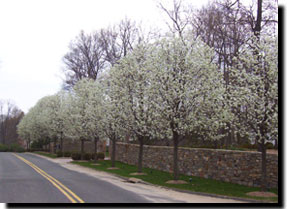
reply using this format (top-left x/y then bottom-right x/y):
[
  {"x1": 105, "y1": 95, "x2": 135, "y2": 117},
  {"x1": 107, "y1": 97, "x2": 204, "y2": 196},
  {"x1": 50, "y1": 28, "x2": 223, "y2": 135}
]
[
  {"x1": 0, "y1": 152, "x2": 150, "y2": 203},
  {"x1": 0, "y1": 152, "x2": 248, "y2": 203}
]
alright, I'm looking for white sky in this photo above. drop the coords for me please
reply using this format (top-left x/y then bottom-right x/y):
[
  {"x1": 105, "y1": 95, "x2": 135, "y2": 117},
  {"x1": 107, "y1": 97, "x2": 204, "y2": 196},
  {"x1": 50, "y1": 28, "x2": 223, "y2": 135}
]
[
  {"x1": 0, "y1": 0, "x2": 211, "y2": 113},
  {"x1": 0, "y1": 0, "x2": 278, "y2": 113}
]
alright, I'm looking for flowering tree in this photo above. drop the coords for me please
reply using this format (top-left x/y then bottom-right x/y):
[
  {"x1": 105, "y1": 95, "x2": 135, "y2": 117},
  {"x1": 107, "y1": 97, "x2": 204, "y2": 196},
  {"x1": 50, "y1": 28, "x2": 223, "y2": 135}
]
[
  {"x1": 228, "y1": 34, "x2": 278, "y2": 191},
  {"x1": 17, "y1": 112, "x2": 32, "y2": 150},
  {"x1": 64, "y1": 78, "x2": 104, "y2": 161},
  {"x1": 108, "y1": 43, "x2": 161, "y2": 173},
  {"x1": 17, "y1": 96, "x2": 52, "y2": 150},
  {"x1": 151, "y1": 34, "x2": 228, "y2": 181},
  {"x1": 100, "y1": 79, "x2": 126, "y2": 168},
  {"x1": 43, "y1": 92, "x2": 68, "y2": 153}
]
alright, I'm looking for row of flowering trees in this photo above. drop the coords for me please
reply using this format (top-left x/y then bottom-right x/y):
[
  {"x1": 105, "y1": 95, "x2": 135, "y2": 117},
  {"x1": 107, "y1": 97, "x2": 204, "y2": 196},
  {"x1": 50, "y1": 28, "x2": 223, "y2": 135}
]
[{"x1": 18, "y1": 32, "x2": 277, "y2": 191}]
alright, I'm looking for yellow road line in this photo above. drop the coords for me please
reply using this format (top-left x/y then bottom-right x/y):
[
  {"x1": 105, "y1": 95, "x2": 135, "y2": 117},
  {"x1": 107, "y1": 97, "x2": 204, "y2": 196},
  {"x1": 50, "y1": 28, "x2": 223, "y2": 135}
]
[
  {"x1": 13, "y1": 153, "x2": 85, "y2": 203},
  {"x1": 17, "y1": 155, "x2": 85, "y2": 203}
]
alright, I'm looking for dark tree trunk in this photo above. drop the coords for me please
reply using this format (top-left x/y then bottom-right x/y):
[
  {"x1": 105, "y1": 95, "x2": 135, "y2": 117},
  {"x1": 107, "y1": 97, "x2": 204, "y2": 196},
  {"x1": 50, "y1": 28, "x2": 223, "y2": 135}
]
[
  {"x1": 274, "y1": 138, "x2": 278, "y2": 149},
  {"x1": 49, "y1": 139, "x2": 51, "y2": 153},
  {"x1": 94, "y1": 138, "x2": 98, "y2": 163},
  {"x1": 173, "y1": 131, "x2": 179, "y2": 180},
  {"x1": 137, "y1": 136, "x2": 144, "y2": 173},
  {"x1": 111, "y1": 138, "x2": 116, "y2": 167},
  {"x1": 54, "y1": 138, "x2": 58, "y2": 153},
  {"x1": 254, "y1": 0, "x2": 262, "y2": 37},
  {"x1": 256, "y1": 136, "x2": 261, "y2": 152},
  {"x1": 81, "y1": 139, "x2": 85, "y2": 160},
  {"x1": 213, "y1": 140, "x2": 218, "y2": 149},
  {"x1": 60, "y1": 136, "x2": 63, "y2": 153},
  {"x1": 260, "y1": 142, "x2": 267, "y2": 191}
]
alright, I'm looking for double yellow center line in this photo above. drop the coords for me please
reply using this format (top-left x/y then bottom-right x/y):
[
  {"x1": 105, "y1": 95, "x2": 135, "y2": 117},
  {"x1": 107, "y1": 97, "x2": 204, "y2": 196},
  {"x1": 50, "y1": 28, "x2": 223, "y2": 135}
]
[{"x1": 13, "y1": 153, "x2": 85, "y2": 203}]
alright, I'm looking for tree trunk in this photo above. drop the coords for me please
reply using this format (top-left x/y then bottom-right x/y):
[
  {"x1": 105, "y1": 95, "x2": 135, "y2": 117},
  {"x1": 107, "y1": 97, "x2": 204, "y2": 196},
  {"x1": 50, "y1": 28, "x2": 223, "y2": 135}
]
[
  {"x1": 137, "y1": 136, "x2": 144, "y2": 173},
  {"x1": 274, "y1": 138, "x2": 278, "y2": 149},
  {"x1": 94, "y1": 138, "x2": 98, "y2": 163},
  {"x1": 49, "y1": 139, "x2": 51, "y2": 153},
  {"x1": 60, "y1": 136, "x2": 63, "y2": 153},
  {"x1": 254, "y1": 0, "x2": 262, "y2": 37},
  {"x1": 54, "y1": 138, "x2": 58, "y2": 153},
  {"x1": 261, "y1": 142, "x2": 267, "y2": 191},
  {"x1": 81, "y1": 139, "x2": 85, "y2": 160},
  {"x1": 256, "y1": 136, "x2": 261, "y2": 152},
  {"x1": 173, "y1": 131, "x2": 179, "y2": 180},
  {"x1": 111, "y1": 138, "x2": 116, "y2": 167}
]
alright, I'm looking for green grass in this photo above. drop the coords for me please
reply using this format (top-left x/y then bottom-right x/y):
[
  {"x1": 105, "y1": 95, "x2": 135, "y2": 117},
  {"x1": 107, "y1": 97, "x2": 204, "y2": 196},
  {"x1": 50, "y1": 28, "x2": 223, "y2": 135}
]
[
  {"x1": 33, "y1": 151, "x2": 58, "y2": 158},
  {"x1": 71, "y1": 160, "x2": 278, "y2": 203}
]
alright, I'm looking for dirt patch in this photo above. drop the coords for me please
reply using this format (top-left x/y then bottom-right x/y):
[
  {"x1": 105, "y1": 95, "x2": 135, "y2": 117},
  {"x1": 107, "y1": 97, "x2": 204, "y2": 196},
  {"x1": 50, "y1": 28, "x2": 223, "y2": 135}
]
[
  {"x1": 92, "y1": 163, "x2": 101, "y2": 166},
  {"x1": 107, "y1": 167, "x2": 119, "y2": 170},
  {"x1": 166, "y1": 180, "x2": 188, "y2": 184},
  {"x1": 266, "y1": 149, "x2": 278, "y2": 155},
  {"x1": 128, "y1": 177, "x2": 143, "y2": 183},
  {"x1": 129, "y1": 172, "x2": 147, "y2": 176},
  {"x1": 246, "y1": 191, "x2": 277, "y2": 197}
]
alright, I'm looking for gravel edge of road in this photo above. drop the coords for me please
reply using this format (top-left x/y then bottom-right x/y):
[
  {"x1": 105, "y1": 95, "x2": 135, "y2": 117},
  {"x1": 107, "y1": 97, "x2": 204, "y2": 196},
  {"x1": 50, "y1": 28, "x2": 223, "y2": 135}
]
[{"x1": 26, "y1": 152, "x2": 273, "y2": 204}]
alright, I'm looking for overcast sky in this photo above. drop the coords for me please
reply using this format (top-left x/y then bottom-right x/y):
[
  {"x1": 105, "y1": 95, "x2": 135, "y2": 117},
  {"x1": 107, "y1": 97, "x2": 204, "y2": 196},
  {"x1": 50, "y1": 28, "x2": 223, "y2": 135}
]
[
  {"x1": 0, "y1": 0, "x2": 213, "y2": 113},
  {"x1": 0, "y1": 0, "x2": 279, "y2": 113}
]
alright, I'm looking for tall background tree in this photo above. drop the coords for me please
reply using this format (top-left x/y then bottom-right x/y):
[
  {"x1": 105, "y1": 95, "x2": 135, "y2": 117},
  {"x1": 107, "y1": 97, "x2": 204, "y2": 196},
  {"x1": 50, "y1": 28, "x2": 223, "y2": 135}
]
[
  {"x1": 62, "y1": 18, "x2": 142, "y2": 89},
  {"x1": 0, "y1": 100, "x2": 24, "y2": 145}
]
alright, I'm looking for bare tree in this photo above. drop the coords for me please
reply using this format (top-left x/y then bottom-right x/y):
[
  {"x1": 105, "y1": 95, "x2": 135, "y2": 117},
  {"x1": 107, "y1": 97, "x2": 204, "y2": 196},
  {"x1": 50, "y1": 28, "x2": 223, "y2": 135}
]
[
  {"x1": 158, "y1": 0, "x2": 192, "y2": 41},
  {"x1": 190, "y1": 0, "x2": 277, "y2": 147},
  {"x1": 241, "y1": 0, "x2": 278, "y2": 37},
  {"x1": 99, "y1": 18, "x2": 141, "y2": 67},
  {"x1": 62, "y1": 18, "x2": 141, "y2": 89},
  {"x1": 0, "y1": 100, "x2": 23, "y2": 145},
  {"x1": 62, "y1": 31, "x2": 106, "y2": 88},
  {"x1": 99, "y1": 26, "x2": 122, "y2": 67}
]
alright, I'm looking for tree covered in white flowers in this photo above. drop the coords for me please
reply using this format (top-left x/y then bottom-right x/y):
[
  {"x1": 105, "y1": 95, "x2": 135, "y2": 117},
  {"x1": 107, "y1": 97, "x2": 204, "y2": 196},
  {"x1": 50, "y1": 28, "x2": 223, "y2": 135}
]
[
  {"x1": 17, "y1": 96, "x2": 52, "y2": 150},
  {"x1": 17, "y1": 111, "x2": 32, "y2": 150},
  {"x1": 64, "y1": 78, "x2": 104, "y2": 161},
  {"x1": 100, "y1": 79, "x2": 127, "y2": 168},
  {"x1": 43, "y1": 92, "x2": 68, "y2": 153},
  {"x1": 227, "y1": 34, "x2": 278, "y2": 191},
  {"x1": 150, "y1": 34, "x2": 229, "y2": 181},
  {"x1": 108, "y1": 43, "x2": 162, "y2": 173},
  {"x1": 84, "y1": 79, "x2": 106, "y2": 163}
]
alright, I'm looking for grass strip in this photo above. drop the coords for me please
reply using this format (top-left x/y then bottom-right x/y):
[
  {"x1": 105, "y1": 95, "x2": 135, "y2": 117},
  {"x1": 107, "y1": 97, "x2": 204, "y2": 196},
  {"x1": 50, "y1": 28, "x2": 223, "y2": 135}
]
[
  {"x1": 71, "y1": 160, "x2": 278, "y2": 203},
  {"x1": 33, "y1": 151, "x2": 58, "y2": 158}
]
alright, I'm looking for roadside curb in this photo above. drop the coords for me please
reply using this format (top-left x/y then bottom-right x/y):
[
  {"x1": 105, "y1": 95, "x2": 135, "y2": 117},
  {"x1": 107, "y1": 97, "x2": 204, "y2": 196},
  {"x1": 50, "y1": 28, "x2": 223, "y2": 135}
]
[
  {"x1": 68, "y1": 162, "x2": 265, "y2": 204},
  {"x1": 28, "y1": 152, "x2": 273, "y2": 204},
  {"x1": 26, "y1": 152, "x2": 72, "y2": 163}
]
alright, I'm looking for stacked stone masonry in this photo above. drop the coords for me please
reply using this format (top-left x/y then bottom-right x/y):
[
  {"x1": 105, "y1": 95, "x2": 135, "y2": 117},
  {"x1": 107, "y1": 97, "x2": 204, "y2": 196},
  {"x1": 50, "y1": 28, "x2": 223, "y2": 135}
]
[
  {"x1": 113, "y1": 142, "x2": 278, "y2": 188},
  {"x1": 49, "y1": 140, "x2": 106, "y2": 153}
]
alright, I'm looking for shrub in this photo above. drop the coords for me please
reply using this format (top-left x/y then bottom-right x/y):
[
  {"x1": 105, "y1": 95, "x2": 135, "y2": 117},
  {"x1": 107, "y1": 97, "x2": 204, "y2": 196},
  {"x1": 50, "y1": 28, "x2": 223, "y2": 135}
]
[
  {"x1": 9, "y1": 144, "x2": 25, "y2": 152},
  {"x1": 30, "y1": 148, "x2": 45, "y2": 152},
  {"x1": 83, "y1": 153, "x2": 92, "y2": 161},
  {"x1": 56, "y1": 151, "x2": 63, "y2": 157},
  {"x1": 97, "y1": 152, "x2": 105, "y2": 160},
  {"x1": 63, "y1": 151, "x2": 71, "y2": 157},
  {"x1": 265, "y1": 142, "x2": 274, "y2": 149},
  {"x1": 71, "y1": 152, "x2": 81, "y2": 161},
  {"x1": 0, "y1": 144, "x2": 9, "y2": 152},
  {"x1": 0, "y1": 143, "x2": 25, "y2": 152},
  {"x1": 90, "y1": 153, "x2": 96, "y2": 160},
  {"x1": 239, "y1": 143, "x2": 257, "y2": 150}
]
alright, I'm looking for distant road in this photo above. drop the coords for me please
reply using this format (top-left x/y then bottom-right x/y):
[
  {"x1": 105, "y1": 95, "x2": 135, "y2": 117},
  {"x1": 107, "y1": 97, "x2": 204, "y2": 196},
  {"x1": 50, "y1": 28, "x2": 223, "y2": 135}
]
[{"x1": 0, "y1": 152, "x2": 150, "y2": 203}]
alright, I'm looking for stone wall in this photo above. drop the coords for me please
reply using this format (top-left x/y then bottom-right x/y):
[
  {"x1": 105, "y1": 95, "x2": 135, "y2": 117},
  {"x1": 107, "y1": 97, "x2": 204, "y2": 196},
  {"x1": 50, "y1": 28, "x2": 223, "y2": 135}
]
[
  {"x1": 49, "y1": 140, "x2": 106, "y2": 154},
  {"x1": 113, "y1": 142, "x2": 278, "y2": 188}
]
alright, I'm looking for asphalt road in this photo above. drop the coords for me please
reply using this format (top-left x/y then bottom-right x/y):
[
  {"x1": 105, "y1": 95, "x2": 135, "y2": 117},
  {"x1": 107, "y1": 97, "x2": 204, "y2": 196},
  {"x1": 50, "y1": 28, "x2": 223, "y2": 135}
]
[{"x1": 0, "y1": 152, "x2": 151, "y2": 203}]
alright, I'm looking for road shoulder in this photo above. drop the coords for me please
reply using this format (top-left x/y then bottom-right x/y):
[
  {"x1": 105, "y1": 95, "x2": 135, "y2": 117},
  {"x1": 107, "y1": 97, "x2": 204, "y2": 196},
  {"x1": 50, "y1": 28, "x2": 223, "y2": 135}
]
[{"x1": 27, "y1": 152, "x2": 255, "y2": 203}]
